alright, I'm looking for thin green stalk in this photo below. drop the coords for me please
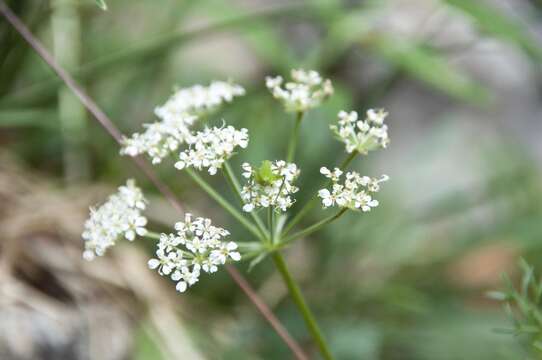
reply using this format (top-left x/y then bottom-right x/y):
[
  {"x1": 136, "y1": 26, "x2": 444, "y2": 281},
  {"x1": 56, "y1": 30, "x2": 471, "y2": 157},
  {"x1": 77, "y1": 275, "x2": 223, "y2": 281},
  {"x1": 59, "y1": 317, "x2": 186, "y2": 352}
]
[
  {"x1": 271, "y1": 252, "x2": 335, "y2": 360},
  {"x1": 280, "y1": 208, "x2": 347, "y2": 247},
  {"x1": 282, "y1": 152, "x2": 358, "y2": 236},
  {"x1": 144, "y1": 231, "x2": 162, "y2": 240},
  {"x1": 52, "y1": 0, "x2": 89, "y2": 183},
  {"x1": 186, "y1": 168, "x2": 262, "y2": 239},
  {"x1": 267, "y1": 207, "x2": 274, "y2": 239},
  {"x1": 222, "y1": 162, "x2": 268, "y2": 239},
  {"x1": 286, "y1": 111, "x2": 304, "y2": 163}
]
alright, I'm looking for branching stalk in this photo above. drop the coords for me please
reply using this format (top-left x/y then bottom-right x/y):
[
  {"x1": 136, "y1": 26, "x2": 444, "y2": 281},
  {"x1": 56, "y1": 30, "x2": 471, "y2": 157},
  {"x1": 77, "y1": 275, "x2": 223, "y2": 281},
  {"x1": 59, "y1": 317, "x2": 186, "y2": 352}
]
[
  {"x1": 280, "y1": 208, "x2": 347, "y2": 247},
  {"x1": 186, "y1": 168, "x2": 262, "y2": 239},
  {"x1": 282, "y1": 151, "x2": 358, "y2": 236},
  {"x1": 271, "y1": 252, "x2": 335, "y2": 360}
]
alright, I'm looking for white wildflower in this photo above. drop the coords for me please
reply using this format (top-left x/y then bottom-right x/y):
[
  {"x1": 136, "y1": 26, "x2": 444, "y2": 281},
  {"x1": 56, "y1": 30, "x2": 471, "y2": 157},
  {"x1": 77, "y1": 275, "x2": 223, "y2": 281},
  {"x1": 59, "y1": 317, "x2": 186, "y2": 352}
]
[
  {"x1": 147, "y1": 213, "x2": 240, "y2": 293},
  {"x1": 241, "y1": 160, "x2": 300, "y2": 212},
  {"x1": 266, "y1": 69, "x2": 333, "y2": 113},
  {"x1": 318, "y1": 167, "x2": 388, "y2": 212},
  {"x1": 82, "y1": 180, "x2": 147, "y2": 260},
  {"x1": 175, "y1": 125, "x2": 249, "y2": 175},
  {"x1": 155, "y1": 81, "x2": 245, "y2": 120},
  {"x1": 330, "y1": 109, "x2": 389, "y2": 154},
  {"x1": 120, "y1": 114, "x2": 196, "y2": 164}
]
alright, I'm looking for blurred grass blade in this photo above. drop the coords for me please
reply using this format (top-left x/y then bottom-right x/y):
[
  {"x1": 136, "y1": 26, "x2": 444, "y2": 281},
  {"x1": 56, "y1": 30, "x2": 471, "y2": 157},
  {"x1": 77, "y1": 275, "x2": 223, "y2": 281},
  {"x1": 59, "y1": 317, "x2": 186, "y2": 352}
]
[
  {"x1": 95, "y1": 0, "x2": 107, "y2": 11},
  {"x1": 364, "y1": 35, "x2": 491, "y2": 104},
  {"x1": 444, "y1": 0, "x2": 542, "y2": 62},
  {"x1": 0, "y1": 109, "x2": 56, "y2": 128}
]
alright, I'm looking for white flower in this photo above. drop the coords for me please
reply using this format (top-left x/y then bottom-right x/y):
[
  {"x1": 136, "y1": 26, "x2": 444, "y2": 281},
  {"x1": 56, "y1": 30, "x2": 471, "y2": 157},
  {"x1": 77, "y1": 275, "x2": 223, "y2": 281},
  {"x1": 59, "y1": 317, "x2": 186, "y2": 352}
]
[
  {"x1": 155, "y1": 80, "x2": 245, "y2": 120},
  {"x1": 82, "y1": 179, "x2": 147, "y2": 260},
  {"x1": 175, "y1": 125, "x2": 249, "y2": 175},
  {"x1": 266, "y1": 69, "x2": 333, "y2": 113},
  {"x1": 147, "y1": 213, "x2": 240, "y2": 293},
  {"x1": 120, "y1": 114, "x2": 196, "y2": 164},
  {"x1": 240, "y1": 160, "x2": 300, "y2": 213},
  {"x1": 318, "y1": 167, "x2": 388, "y2": 212},
  {"x1": 120, "y1": 80, "x2": 244, "y2": 164},
  {"x1": 330, "y1": 109, "x2": 389, "y2": 154}
]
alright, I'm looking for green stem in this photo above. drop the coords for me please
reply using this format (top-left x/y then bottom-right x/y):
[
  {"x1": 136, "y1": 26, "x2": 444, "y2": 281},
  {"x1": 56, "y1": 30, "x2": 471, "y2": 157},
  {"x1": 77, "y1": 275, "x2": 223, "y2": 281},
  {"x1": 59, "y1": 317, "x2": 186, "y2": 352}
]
[
  {"x1": 267, "y1": 207, "x2": 274, "y2": 238},
  {"x1": 144, "y1": 231, "x2": 162, "y2": 240},
  {"x1": 286, "y1": 111, "x2": 304, "y2": 163},
  {"x1": 222, "y1": 162, "x2": 268, "y2": 239},
  {"x1": 186, "y1": 168, "x2": 262, "y2": 239},
  {"x1": 271, "y1": 252, "x2": 335, "y2": 360},
  {"x1": 280, "y1": 208, "x2": 347, "y2": 247},
  {"x1": 282, "y1": 152, "x2": 358, "y2": 236}
]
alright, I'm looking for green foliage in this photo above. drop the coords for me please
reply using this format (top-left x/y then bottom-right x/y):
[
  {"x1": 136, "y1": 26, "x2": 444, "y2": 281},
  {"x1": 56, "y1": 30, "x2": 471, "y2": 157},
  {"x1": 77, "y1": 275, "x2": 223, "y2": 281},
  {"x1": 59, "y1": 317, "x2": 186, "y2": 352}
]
[
  {"x1": 444, "y1": 0, "x2": 542, "y2": 61},
  {"x1": 491, "y1": 259, "x2": 542, "y2": 354},
  {"x1": 95, "y1": 0, "x2": 107, "y2": 11}
]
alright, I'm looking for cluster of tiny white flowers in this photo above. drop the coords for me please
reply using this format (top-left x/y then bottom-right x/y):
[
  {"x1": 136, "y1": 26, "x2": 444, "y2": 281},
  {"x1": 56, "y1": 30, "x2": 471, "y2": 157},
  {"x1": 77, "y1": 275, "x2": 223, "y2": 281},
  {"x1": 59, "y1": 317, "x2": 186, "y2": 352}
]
[
  {"x1": 147, "y1": 214, "x2": 241, "y2": 293},
  {"x1": 240, "y1": 160, "x2": 300, "y2": 212},
  {"x1": 266, "y1": 69, "x2": 333, "y2": 113},
  {"x1": 330, "y1": 109, "x2": 389, "y2": 154},
  {"x1": 155, "y1": 81, "x2": 246, "y2": 120},
  {"x1": 120, "y1": 115, "x2": 196, "y2": 164},
  {"x1": 174, "y1": 125, "x2": 249, "y2": 175},
  {"x1": 82, "y1": 180, "x2": 147, "y2": 261},
  {"x1": 318, "y1": 167, "x2": 388, "y2": 211},
  {"x1": 121, "y1": 81, "x2": 245, "y2": 164}
]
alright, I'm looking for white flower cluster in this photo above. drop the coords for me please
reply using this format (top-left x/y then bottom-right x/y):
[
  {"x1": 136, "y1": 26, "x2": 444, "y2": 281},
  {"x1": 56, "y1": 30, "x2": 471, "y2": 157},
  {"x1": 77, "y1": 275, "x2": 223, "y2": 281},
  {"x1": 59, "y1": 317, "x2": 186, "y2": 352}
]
[
  {"x1": 174, "y1": 125, "x2": 249, "y2": 175},
  {"x1": 120, "y1": 80, "x2": 245, "y2": 164},
  {"x1": 330, "y1": 109, "x2": 389, "y2": 154},
  {"x1": 266, "y1": 69, "x2": 333, "y2": 112},
  {"x1": 82, "y1": 180, "x2": 147, "y2": 261},
  {"x1": 240, "y1": 160, "x2": 300, "y2": 212},
  {"x1": 155, "y1": 81, "x2": 246, "y2": 119},
  {"x1": 318, "y1": 167, "x2": 388, "y2": 212},
  {"x1": 120, "y1": 115, "x2": 196, "y2": 164},
  {"x1": 147, "y1": 214, "x2": 241, "y2": 293}
]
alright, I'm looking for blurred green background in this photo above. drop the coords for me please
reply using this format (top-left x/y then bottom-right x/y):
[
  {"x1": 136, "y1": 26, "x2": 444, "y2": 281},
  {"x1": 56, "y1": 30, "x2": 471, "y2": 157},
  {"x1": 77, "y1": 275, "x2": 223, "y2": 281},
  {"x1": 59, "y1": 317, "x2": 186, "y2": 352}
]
[{"x1": 1, "y1": 0, "x2": 542, "y2": 359}]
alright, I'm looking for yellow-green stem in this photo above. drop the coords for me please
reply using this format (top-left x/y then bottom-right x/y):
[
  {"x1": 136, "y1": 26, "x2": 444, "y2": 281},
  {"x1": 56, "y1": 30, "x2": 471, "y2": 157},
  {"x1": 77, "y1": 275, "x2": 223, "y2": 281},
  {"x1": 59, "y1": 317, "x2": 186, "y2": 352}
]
[
  {"x1": 186, "y1": 169, "x2": 262, "y2": 239},
  {"x1": 271, "y1": 252, "x2": 335, "y2": 360},
  {"x1": 282, "y1": 151, "x2": 358, "y2": 236},
  {"x1": 286, "y1": 111, "x2": 304, "y2": 163}
]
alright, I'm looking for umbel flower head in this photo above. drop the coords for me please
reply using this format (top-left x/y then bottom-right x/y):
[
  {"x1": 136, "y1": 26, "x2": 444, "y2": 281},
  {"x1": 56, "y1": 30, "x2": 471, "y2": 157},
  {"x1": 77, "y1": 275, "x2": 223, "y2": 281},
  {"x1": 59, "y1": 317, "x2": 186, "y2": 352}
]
[
  {"x1": 120, "y1": 114, "x2": 196, "y2": 164},
  {"x1": 318, "y1": 167, "x2": 388, "y2": 211},
  {"x1": 147, "y1": 213, "x2": 241, "y2": 293},
  {"x1": 120, "y1": 80, "x2": 245, "y2": 164},
  {"x1": 266, "y1": 69, "x2": 333, "y2": 113},
  {"x1": 330, "y1": 109, "x2": 389, "y2": 154},
  {"x1": 174, "y1": 125, "x2": 249, "y2": 175},
  {"x1": 155, "y1": 80, "x2": 245, "y2": 120},
  {"x1": 82, "y1": 179, "x2": 147, "y2": 261},
  {"x1": 241, "y1": 160, "x2": 300, "y2": 213}
]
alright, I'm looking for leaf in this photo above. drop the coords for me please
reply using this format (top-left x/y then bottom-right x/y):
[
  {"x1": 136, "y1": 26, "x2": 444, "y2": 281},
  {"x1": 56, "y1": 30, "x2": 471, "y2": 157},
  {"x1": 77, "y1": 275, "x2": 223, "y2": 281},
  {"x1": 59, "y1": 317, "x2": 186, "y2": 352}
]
[
  {"x1": 444, "y1": 0, "x2": 542, "y2": 62},
  {"x1": 364, "y1": 35, "x2": 491, "y2": 104},
  {"x1": 95, "y1": 0, "x2": 107, "y2": 11}
]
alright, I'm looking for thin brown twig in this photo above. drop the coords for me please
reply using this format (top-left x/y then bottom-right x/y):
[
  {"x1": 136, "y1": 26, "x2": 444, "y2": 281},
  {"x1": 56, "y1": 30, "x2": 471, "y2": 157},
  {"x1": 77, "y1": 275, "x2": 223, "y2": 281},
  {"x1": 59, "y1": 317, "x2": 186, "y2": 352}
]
[{"x1": 0, "y1": 2, "x2": 307, "y2": 359}]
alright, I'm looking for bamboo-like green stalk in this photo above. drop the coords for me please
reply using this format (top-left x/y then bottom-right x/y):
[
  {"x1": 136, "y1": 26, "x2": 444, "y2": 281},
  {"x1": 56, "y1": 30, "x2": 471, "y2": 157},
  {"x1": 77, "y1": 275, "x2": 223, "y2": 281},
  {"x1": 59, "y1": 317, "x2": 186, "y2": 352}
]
[
  {"x1": 282, "y1": 151, "x2": 358, "y2": 236},
  {"x1": 271, "y1": 252, "x2": 335, "y2": 360},
  {"x1": 51, "y1": 0, "x2": 89, "y2": 183}
]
